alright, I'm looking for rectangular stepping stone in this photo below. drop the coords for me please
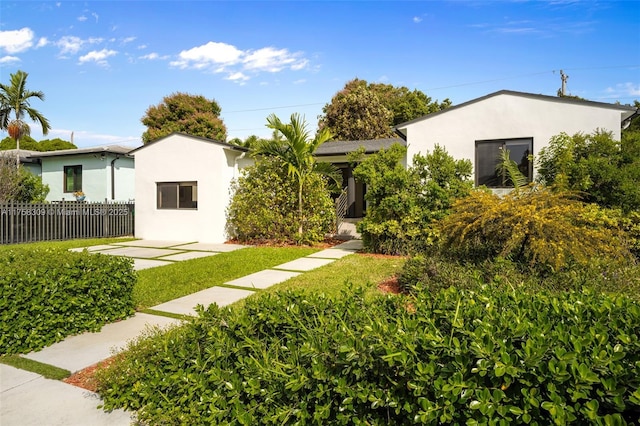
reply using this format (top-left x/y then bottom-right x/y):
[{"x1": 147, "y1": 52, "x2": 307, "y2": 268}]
[
  {"x1": 308, "y1": 248, "x2": 356, "y2": 259},
  {"x1": 172, "y1": 242, "x2": 247, "y2": 252},
  {"x1": 333, "y1": 240, "x2": 363, "y2": 251},
  {"x1": 0, "y1": 365, "x2": 132, "y2": 426},
  {"x1": 24, "y1": 313, "x2": 181, "y2": 373},
  {"x1": 69, "y1": 244, "x2": 121, "y2": 253},
  {"x1": 158, "y1": 251, "x2": 219, "y2": 261},
  {"x1": 132, "y1": 258, "x2": 175, "y2": 270},
  {"x1": 92, "y1": 246, "x2": 183, "y2": 259},
  {"x1": 225, "y1": 269, "x2": 301, "y2": 289},
  {"x1": 113, "y1": 240, "x2": 190, "y2": 248},
  {"x1": 151, "y1": 286, "x2": 255, "y2": 316},
  {"x1": 273, "y1": 257, "x2": 335, "y2": 272}
]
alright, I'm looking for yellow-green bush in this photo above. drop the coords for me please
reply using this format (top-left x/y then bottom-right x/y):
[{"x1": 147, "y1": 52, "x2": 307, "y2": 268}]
[{"x1": 438, "y1": 187, "x2": 631, "y2": 272}]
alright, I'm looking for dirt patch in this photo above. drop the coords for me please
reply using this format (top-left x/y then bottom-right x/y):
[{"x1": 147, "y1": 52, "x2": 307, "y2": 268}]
[
  {"x1": 377, "y1": 276, "x2": 402, "y2": 294},
  {"x1": 358, "y1": 252, "x2": 406, "y2": 260},
  {"x1": 63, "y1": 356, "x2": 119, "y2": 392}
]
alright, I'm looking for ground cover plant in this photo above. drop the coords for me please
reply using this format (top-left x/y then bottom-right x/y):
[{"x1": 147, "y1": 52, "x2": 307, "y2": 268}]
[
  {"x1": 0, "y1": 247, "x2": 135, "y2": 354},
  {"x1": 134, "y1": 246, "x2": 319, "y2": 309},
  {"x1": 96, "y1": 283, "x2": 640, "y2": 425}
]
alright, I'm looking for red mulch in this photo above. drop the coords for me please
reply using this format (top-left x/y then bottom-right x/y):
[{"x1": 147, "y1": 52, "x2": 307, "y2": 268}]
[
  {"x1": 377, "y1": 276, "x2": 402, "y2": 294},
  {"x1": 63, "y1": 356, "x2": 119, "y2": 392}
]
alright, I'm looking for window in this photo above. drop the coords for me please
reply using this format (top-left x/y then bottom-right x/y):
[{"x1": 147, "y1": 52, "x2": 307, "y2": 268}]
[
  {"x1": 64, "y1": 165, "x2": 82, "y2": 193},
  {"x1": 157, "y1": 182, "x2": 198, "y2": 209},
  {"x1": 476, "y1": 138, "x2": 533, "y2": 187}
]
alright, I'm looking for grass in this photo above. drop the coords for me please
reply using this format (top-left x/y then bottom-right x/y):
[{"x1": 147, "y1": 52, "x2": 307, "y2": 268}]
[
  {"x1": 0, "y1": 355, "x2": 70, "y2": 380},
  {"x1": 0, "y1": 237, "x2": 136, "y2": 252},
  {"x1": 236, "y1": 253, "x2": 405, "y2": 306},
  {"x1": 134, "y1": 246, "x2": 319, "y2": 309}
]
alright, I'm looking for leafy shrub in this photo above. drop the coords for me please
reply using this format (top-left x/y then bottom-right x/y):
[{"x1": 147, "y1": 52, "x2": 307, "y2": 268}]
[
  {"x1": 353, "y1": 143, "x2": 472, "y2": 255},
  {"x1": 397, "y1": 255, "x2": 480, "y2": 294},
  {"x1": 537, "y1": 130, "x2": 640, "y2": 213},
  {"x1": 96, "y1": 285, "x2": 640, "y2": 425},
  {"x1": 227, "y1": 157, "x2": 335, "y2": 244},
  {"x1": 398, "y1": 255, "x2": 640, "y2": 299},
  {"x1": 0, "y1": 248, "x2": 135, "y2": 354},
  {"x1": 438, "y1": 186, "x2": 631, "y2": 272}
]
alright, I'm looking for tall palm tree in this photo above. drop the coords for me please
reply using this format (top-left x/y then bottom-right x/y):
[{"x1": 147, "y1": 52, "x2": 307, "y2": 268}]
[
  {"x1": 0, "y1": 70, "x2": 51, "y2": 167},
  {"x1": 253, "y1": 113, "x2": 340, "y2": 238}
]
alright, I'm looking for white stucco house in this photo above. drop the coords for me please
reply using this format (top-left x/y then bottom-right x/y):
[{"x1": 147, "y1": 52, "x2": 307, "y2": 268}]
[
  {"x1": 130, "y1": 133, "x2": 250, "y2": 243},
  {"x1": 28, "y1": 145, "x2": 135, "y2": 202},
  {"x1": 395, "y1": 90, "x2": 637, "y2": 188},
  {"x1": 316, "y1": 90, "x2": 637, "y2": 215}
]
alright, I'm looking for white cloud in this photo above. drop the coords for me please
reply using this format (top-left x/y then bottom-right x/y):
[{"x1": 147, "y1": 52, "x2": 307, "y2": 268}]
[
  {"x1": 49, "y1": 128, "x2": 142, "y2": 148},
  {"x1": 121, "y1": 36, "x2": 136, "y2": 44},
  {"x1": 0, "y1": 28, "x2": 34, "y2": 53},
  {"x1": 171, "y1": 41, "x2": 243, "y2": 70},
  {"x1": 0, "y1": 56, "x2": 21, "y2": 64},
  {"x1": 77, "y1": 15, "x2": 87, "y2": 22},
  {"x1": 604, "y1": 82, "x2": 640, "y2": 98},
  {"x1": 78, "y1": 49, "x2": 117, "y2": 66},
  {"x1": 56, "y1": 36, "x2": 103, "y2": 55},
  {"x1": 139, "y1": 52, "x2": 168, "y2": 60},
  {"x1": 171, "y1": 41, "x2": 309, "y2": 80},
  {"x1": 92, "y1": 12, "x2": 99, "y2": 22},
  {"x1": 243, "y1": 47, "x2": 306, "y2": 72},
  {"x1": 56, "y1": 36, "x2": 83, "y2": 55},
  {"x1": 226, "y1": 72, "x2": 249, "y2": 82},
  {"x1": 413, "y1": 16, "x2": 423, "y2": 23},
  {"x1": 137, "y1": 44, "x2": 147, "y2": 50},
  {"x1": 293, "y1": 79, "x2": 306, "y2": 85},
  {"x1": 36, "y1": 37, "x2": 49, "y2": 48}
]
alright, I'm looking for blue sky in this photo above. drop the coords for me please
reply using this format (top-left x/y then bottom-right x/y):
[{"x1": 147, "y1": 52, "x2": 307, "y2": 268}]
[{"x1": 1, "y1": 0, "x2": 638, "y2": 148}]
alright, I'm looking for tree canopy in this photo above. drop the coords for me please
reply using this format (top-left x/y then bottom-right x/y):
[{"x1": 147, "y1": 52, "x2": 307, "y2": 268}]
[
  {"x1": 318, "y1": 78, "x2": 451, "y2": 141},
  {"x1": 0, "y1": 136, "x2": 76, "y2": 151},
  {"x1": 141, "y1": 92, "x2": 227, "y2": 143}
]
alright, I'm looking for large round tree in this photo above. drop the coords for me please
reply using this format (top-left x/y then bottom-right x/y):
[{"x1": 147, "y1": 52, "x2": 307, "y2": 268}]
[
  {"x1": 318, "y1": 78, "x2": 451, "y2": 141},
  {"x1": 0, "y1": 70, "x2": 51, "y2": 166},
  {"x1": 141, "y1": 92, "x2": 227, "y2": 143}
]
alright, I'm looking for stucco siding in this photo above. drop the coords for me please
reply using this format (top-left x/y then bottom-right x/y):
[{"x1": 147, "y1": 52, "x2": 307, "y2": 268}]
[
  {"x1": 403, "y1": 93, "x2": 627, "y2": 181},
  {"x1": 40, "y1": 154, "x2": 134, "y2": 202},
  {"x1": 134, "y1": 134, "x2": 246, "y2": 243}
]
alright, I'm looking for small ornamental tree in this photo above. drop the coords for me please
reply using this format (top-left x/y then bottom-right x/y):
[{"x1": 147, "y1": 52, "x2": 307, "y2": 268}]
[
  {"x1": 353, "y1": 143, "x2": 472, "y2": 255},
  {"x1": 227, "y1": 157, "x2": 335, "y2": 244}
]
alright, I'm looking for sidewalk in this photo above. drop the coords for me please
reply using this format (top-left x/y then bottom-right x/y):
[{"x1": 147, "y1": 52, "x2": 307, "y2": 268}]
[{"x1": 0, "y1": 239, "x2": 362, "y2": 426}]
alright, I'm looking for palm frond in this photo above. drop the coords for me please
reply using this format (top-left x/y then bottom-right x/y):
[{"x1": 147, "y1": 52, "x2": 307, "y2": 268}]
[{"x1": 496, "y1": 148, "x2": 528, "y2": 189}]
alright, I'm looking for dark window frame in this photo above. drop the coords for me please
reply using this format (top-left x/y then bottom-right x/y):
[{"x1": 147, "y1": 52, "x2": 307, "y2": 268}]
[
  {"x1": 157, "y1": 181, "x2": 198, "y2": 210},
  {"x1": 475, "y1": 138, "x2": 533, "y2": 188},
  {"x1": 63, "y1": 165, "x2": 83, "y2": 193}
]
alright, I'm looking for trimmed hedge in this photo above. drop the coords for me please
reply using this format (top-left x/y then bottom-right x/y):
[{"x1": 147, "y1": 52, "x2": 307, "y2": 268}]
[
  {"x1": 96, "y1": 285, "x2": 640, "y2": 425},
  {"x1": 0, "y1": 248, "x2": 135, "y2": 354}
]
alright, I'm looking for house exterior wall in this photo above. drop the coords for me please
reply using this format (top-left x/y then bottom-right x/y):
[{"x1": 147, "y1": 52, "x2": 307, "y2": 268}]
[
  {"x1": 40, "y1": 154, "x2": 135, "y2": 202},
  {"x1": 402, "y1": 93, "x2": 626, "y2": 180},
  {"x1": 134, "y1": 134, "x2": 246, "y2": 243}
]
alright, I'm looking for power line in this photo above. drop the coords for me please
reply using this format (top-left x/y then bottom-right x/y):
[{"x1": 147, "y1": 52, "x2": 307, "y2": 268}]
[{"x1": 221, "y1": 65, "x2": 639, "y2": 117}]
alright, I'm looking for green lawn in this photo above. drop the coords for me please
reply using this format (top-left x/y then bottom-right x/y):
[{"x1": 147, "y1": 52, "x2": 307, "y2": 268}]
[
  {"x1": 251, "y1": 253, "x2": 405, "y2": 299},
  {"x1": 134, "y1": 246, "x2": 319, "y2": 309}
]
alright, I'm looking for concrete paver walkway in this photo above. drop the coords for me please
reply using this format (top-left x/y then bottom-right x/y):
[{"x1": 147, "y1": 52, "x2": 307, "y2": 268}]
[{"x1": 1, "y1": 239, "x2": 363, "y2": 425}]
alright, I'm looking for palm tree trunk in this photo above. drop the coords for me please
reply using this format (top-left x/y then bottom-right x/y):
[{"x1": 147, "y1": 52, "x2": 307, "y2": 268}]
[{"x1": 298, "y1": 180, "x2": 303, "y2": 237}]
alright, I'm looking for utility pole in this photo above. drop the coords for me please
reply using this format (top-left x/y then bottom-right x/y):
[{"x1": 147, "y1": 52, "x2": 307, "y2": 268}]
[{"x1": 560, "y1": 70, "x2": 569, "y2": 96}]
